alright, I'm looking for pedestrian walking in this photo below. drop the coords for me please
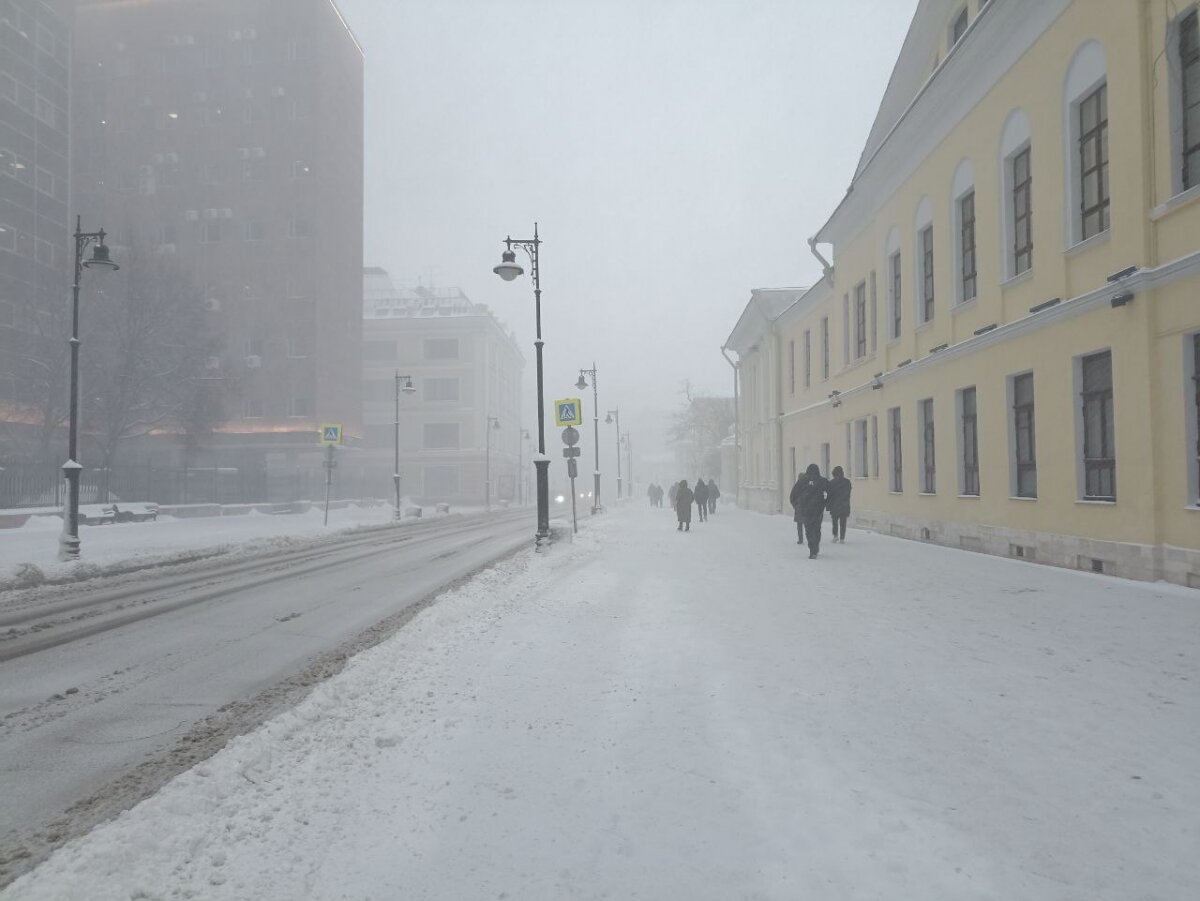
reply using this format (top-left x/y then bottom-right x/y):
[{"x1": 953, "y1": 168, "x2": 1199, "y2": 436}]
[
  {"x1": 675, "y1": 480, "x2": 694, "y2": 531},
  {"x1": 693, "y1": 478, "x2": 709, "y2": 522},
  {"x1": 826, "y1": 466, "x2": 852, "y2": 543},
  {"x1": 789, "y1": 463, "x2": 828, "y2": 558},
  {"x1": 707, "y1": 479, "x2": 720, "y2": 514},
  {"x1": 667, "y1": 482, "x2": 678, "y2": 510}
]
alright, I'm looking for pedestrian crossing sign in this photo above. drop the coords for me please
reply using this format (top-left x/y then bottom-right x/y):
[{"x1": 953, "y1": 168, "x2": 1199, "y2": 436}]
[
  {"x1": 319, "y1": 423, "x2": 343, "y2": 445},
  {"x1": 554, "y1": 398, "x2": 582, "y2": 427}
]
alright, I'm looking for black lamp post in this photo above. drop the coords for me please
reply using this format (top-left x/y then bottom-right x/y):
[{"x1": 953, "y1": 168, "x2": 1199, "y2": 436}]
[
  {"x1": 605, "y1": 408, "x2": 622, "y2": 499},
  {"x1": 493, "y1": 224, "x2": 550, "y2": 547},
  {"x1": 576, "y1": 364, "x2": 602, "y2": 513},
  {"x1": 518, "y1": 428, "x2": 530, "y2": 505},
  {"x1": 59, "y1": 216, "x2": 119, "y2": 562},
  {"x1": 393, "y1": 372, "x2": 415, "y2": 520},
  {"x1": 485, "y1": 415, "x2": 500, "y2": 510}
]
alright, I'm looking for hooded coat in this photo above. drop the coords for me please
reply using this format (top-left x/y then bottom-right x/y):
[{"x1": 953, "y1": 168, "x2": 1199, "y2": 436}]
[
  {"x1": 675, "y1": 482, "x2": 694, "y2": 521},
  {"x1": 693, "y1": 480, "x2": 709, "y2": 505},
  {"x1": 826, "y1": 472, "x2": 852, "y2": 517},
  {"x1": 789, "y1": 464, "x2": 828, "y2": 523}
]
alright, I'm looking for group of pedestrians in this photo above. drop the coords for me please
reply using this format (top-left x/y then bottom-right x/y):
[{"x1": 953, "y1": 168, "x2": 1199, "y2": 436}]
[
  {"x1": 789, "y1": 464, "x2": 852, "y2": 558},
  {"x1": 648, "y1": 479, "x2": 720, "y2": 531}
]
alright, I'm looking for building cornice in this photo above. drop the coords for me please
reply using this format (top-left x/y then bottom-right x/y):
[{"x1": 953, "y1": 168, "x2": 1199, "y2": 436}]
[
  {"x1": 815, "y1": 0, "x2": 1071, "y2": 249},
  {"x1": 783, "y1": 251, "x2": 1200, "y2": 421}
]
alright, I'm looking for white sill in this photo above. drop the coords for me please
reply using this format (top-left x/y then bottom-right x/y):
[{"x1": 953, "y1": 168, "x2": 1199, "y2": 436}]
[
  {"x1": 889, "y1": 490, "x2": 903, "y2": 495},
  {"x1": 1003, "y1": 269, "x2": 1032, "y2": 290},
  {"x1": 1065, "y1": 229, "x2": 1111, "y2": 257},
  {"x1": 951, "y1": 298, "x2": 978, "y2": 315},
  {"x1": 1075, "y1": 498, "x2": 1116, "y2": 505},
  {"x1": 1151, "y1": 184, "x2": 1200, "y2": 221},
  {"x1": 1001, "y1": 269, "x2": 1034, "y2": 290},
  {"x1": 1009, "y1": 495, "x2": 1038, "y2": 502},
  {"x1": 1185, "y1": 504, "x2": 1200, "y2": 512},
  {"x1": 957, "y1": 494, "x2": 980, "y2": 499},
  {"x1": 918, "y1": 492, "x2": 936, "y2": 497}
]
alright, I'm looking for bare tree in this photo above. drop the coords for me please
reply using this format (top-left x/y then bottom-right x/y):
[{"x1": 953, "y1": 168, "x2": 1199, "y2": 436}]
[
  {"x1": 668, "y1": 381, "x2": 734, "y2": 477},
  {"x1": 82, "y1": 249, "x2": 223, "y2": 485}
]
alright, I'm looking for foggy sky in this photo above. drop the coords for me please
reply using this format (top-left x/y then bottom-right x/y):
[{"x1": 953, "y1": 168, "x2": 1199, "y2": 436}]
[{"x1": 339, "y1": 0, "x2": 918, "y2": 451}]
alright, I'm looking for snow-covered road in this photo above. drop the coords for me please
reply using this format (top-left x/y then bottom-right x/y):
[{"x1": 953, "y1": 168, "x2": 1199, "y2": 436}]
[{"x1": 4, "y1": 506, "x2": 1197, "y2": 900}]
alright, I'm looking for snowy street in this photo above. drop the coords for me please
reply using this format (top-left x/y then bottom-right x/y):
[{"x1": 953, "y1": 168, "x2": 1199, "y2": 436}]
[{"x1": 4, "y1": 505, "x2": 1198, "y2": 900}]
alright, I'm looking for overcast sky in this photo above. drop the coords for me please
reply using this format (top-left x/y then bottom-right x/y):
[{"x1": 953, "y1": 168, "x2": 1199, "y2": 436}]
[{"x1": 338, "y1": 0, "x2": 918, "y2": 458}]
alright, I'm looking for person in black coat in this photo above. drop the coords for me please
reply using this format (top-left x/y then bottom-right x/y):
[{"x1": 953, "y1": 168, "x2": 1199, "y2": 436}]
[
  {"x1": 826, "y1": 465, "x2": 852, "y2": 543},
  {"x1": 707, "y1": 479, "x2": 720, "y2": 513},
  {"x1": 693, "y1": 478, "x2": 709, "y2": 522},
  {"x1": 675, "y1": 480, "x2": 694, "y2": 531},
  {"x1": 789, "y1": 463, "x2": 828, "y2": 558}
]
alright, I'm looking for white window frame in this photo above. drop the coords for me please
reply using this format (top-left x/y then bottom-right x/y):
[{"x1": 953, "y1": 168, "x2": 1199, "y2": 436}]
[
  {"x1": 854, "y1": 418, "x2": 869, "y2": 480},
  {"x1": 951, "y1": 159, "x2": 976, "y2": 306},
  {"x1": 885, "y1": 227, "x2": 902, "y2": 340},
  {"x1": 871, "y1": 414, "x2": 880, "y2": 478},
  {"x1": 853, "y1": 281, "x2": 868, "y2": 360},
  {"x1": 1168, "y1": 6, "x2": 1200, "y2": 195},
  {"x1": 1062, "y1": 41, "x2": 1108, "y2": 247},
  {"x1": 913, "y1": 197, "x2": 935, "y2": 325},
  {"x1": 869, "y1": 271, "x2": 878, "y2": 353},
  {"x1": 845, "y1": 422, "x2": 853, "y2": 478},
  {"x1": 999, "y1": 108, "x2": 1034, "y2": 280},
  {"x1": 842, "y1": 294, "x2": 851, "y2": 365}
]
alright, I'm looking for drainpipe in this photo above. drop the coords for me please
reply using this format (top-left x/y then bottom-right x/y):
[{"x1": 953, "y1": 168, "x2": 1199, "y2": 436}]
[
  {"x1": 808, "y1": 237, "x2": 834, "y2": 280},
  {"x1": 721, "y1": 346, "x2": 739, "y2": 506}
]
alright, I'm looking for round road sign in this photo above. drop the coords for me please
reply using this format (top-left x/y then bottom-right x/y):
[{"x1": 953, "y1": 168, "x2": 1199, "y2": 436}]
[{"x1": 562, "y1": 426, "x2": 580, "y2": 447}]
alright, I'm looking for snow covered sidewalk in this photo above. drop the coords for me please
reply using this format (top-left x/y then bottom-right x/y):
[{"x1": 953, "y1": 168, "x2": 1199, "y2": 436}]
[{"x1": 5, "y1": 507, "x2": 1198, "y2": 900}]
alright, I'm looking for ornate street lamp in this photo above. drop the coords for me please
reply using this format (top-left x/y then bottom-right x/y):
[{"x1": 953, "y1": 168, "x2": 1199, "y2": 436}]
[
  {"x1": 59, "y1": 216, "x2": 119, "y2": 562},
  {"x1": 605, "y1": 408, "x2": 622, "y2": 498},
  {"x1": 493, "y1": 224, "x2": 550, "y2": 547},
  {"x1": 393, "y1": 372, "x2": 416, "y2": 520},
  {"x1": 576, "y1": 364, "x2": 602, "y2": 513}
]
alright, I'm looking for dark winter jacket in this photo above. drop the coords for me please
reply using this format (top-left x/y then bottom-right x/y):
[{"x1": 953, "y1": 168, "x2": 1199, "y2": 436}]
[
  {"x1": 708, "y1": 481, "x2": 720, "y2": 500},
  {"x1": 693, "y1": 480, "x2": 709, "y2": 505},
  {"x1": 826, "y1": 475, "x2": 852, "y2": 517},
  {"x1": 675, "y1": 483, "x2": 694, "y2": 521},
  {"x1": 789, "y1": 464, "x2": 828, "y2": 522}
]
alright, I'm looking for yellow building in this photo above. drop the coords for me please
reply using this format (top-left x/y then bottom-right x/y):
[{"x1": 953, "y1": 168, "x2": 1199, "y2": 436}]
[{"x1": 724, "y1": 0, "x2": 1200, "y2": 586}]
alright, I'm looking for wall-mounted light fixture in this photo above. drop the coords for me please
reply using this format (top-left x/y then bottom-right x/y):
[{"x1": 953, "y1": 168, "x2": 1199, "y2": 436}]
[
  {"x1": 1110, "y1": 291, "x2": 1134, "y2": 307},
  {"x1": 929, "y1": 343, "x2": 949, "y2": 354},
  {"x1": 870, "y1": 373, "x2": 884, "y2": 390},
  {"x1": 973, "y1": 323, "x2": 998, "y2": 336},
  {"x1": 829, "y1": 390, "x2": 842, "y2": 408},
  {"x1": 897, "y1": 358, "x2": 912, "y2": 368},
  {"x1": 1107, "y1": 266, "x2": 1139, "y2": 282}
]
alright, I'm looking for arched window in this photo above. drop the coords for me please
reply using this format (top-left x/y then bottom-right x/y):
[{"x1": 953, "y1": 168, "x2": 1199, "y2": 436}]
[
  {"x1": 950, "y1": 159, "x2": 976, "y2": 305},
  {"x1": 884, "y1": 226, "x2": 902, "y2": 340},
  {"x1": 1063, "y1": 41, "x2": 1109, "y2": 246},
  {"x1": 999, "y1": 108, "x2": 1033, "y2": 278},
  {"x1": 913, "y1": 197, "x2": 935, "y2": 325}
]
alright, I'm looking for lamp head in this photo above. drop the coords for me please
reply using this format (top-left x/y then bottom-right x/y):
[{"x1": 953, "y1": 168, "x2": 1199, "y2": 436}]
[
  {"x1": 493, "y1": 249, "x2": 523, "y2": 281},
  {"x1": 605, "y1": 413, "x2": 612, "y2": 424},
  {"x1": 491, "y1": 418, "x2": 501, "y2": 430},
  {"x1": 84, "y1": 243, "x2": 119, "y2": 272},
  {"x1": 575, "y1": 375, "x2": 588, "y2": 390},
  {"x1": 401, "y1": 377, "x2": 416, "y2": 394}
]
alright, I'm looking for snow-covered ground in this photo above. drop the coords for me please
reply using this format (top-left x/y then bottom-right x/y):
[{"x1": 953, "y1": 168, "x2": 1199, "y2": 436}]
[
  {"x1": 0, "y1": 503, "x2": 486, "y2": 587},
  {"x1": 4, "y1": 507, "x2": 1197, "y2": 900}
]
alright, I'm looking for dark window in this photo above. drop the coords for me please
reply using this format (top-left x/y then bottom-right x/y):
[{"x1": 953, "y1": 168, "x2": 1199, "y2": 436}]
[
  {"x1": 821, "y1": 317, "x2": 829, "y2": 380},
  {"x1": 803, "y1": 329, "x2": 811, "y2": 388},
  {"x1": 1193, "y1": 333, "x2": 1199, "y2": 501},
  {"x1": 1013, "y1": 372, "x2": 1037, "y2": 498},
  {"x1": 854, "y1": 282, "x2": 867, "y2": 358},
  {"x1": 1012, "y1": 147, "x2": 1033, "y2": 274},
  {"x1": 921, "y1": 398, "x2": 935, "y2": 493},
  {"x1": 952, "y1": 8, "x2": 969, "y2": 45},
  {"x1": 424, "y1": 377, "x2": 460, "y2": 402},
  {"x1": 960, "y1": 387, "x2": 979, "y2": 495},
  {"x1": 1079, "y1": 84, "x2": 1110, "y2": 240},
  {"x1": 921, "y1": 225, "x2": 935, "y2": 322},
  {"x1": 423, "y1": 423, "x2": 460, "y2": 450},
  {"x1": 890, "y1": 252, "x2": 902, "y2": 338},
  {"x1": 1081, "y1": 350, "x2": 1116, "y2": 500},
  {"x1": 959, "y1": 191, "x2": 977, "y2": 302},
  {"x1": 1182, "y1": 11, "x2": 1200, "y2": 190}
]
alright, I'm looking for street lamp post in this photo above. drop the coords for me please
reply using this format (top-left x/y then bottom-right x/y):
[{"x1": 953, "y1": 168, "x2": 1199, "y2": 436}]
[
  {"x1": 493, "y1": 224, "x2": 550, "y2": 547},
  {"x1": 59, "y1": 216, "x2": 119, "y2": 562},
  {"x1": 576, "y1": 364, "x2": 602, "y2": 513},
  {"x1": 393, "y1": 372, "x2": 416, "y2": 520},
  {"x1": 624, "y1": 431, "x2": 633, "y2": 497},
  {"x1": 605, "y1": 408, "x2": 622, "y2": 499},
  {"x1": 485, "y1": 415, "x2": 500, "y2": 510}
]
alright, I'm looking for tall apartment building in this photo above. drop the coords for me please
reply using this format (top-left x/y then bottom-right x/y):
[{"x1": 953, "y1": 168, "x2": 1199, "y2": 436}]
[
  {"x1": 0, "y1": 0, "x2": 73, "y2": 456},
  {"x1": 362, "y1": 268, "x2": 525, "y2": 508},
  {"x1": 725, "y1": 0, "x2": 1200, "y2": 586},
  {"x1": 69, "y1": 0, "x2": 363, "y2": 498}
]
